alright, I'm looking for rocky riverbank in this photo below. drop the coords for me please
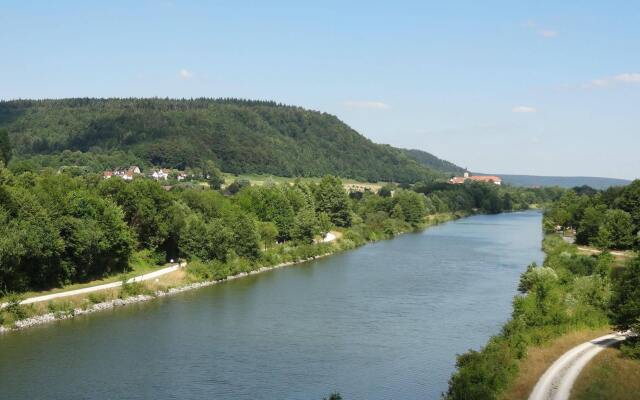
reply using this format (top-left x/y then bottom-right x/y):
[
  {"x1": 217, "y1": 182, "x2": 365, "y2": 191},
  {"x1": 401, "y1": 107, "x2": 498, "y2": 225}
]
[{"x1": 0, "y1": 255, "x2": 332, "y2": 334}]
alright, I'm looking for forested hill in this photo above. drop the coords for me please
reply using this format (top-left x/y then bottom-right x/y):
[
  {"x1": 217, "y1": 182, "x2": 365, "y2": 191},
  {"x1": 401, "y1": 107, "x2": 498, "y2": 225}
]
[
  {"x1": 0, "y1": 98, "x2": 454, "y2": 183},
  {"x1": 399, "y1": 148, "x2": 464, "y2": 175}
]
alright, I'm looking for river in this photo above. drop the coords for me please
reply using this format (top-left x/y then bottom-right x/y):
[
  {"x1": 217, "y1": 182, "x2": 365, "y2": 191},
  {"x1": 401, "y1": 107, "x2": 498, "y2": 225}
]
[{"x1": 0, "y1": 211, "x2": 543, "y2": 400}]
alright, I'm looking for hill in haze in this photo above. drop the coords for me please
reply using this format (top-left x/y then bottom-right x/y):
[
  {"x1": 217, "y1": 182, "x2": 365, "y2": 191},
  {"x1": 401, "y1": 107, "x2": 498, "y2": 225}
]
[
  {"x1": 0, "y1": 98, "x2": 459, "y2": 183},
  {"x1": 479, "y1": 173, "x2": 631, "y2": 189}
]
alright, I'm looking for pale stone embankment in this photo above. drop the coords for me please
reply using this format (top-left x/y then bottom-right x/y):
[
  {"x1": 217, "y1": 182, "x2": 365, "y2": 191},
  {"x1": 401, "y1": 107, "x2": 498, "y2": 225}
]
[{"x1": 0, "y1": 254, "x2": 331, "y2": 334}]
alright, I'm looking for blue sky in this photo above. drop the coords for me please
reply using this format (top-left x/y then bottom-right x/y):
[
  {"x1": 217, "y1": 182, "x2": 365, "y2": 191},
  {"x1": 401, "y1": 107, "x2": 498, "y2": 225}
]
[{"x1": 1, "y1": 1, "x2": 638, "y2": 179}]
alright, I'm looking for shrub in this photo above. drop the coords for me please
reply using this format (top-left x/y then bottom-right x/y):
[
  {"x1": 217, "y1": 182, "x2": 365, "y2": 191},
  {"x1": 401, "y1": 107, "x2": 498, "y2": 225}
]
[
  {"x1": 47, "y1": 300, "x2": 75, "y2": 317},
  {"x1": 620, "y1": 337, "x2": 640, "y2": 360},
  {"x1": 118, "y1": 280, "x2": 152, "y2": 299},
  {"x1": 88, "y1": 292, "x2": 108, "y2": 304},
  {"x1": 4, "y1": 293, "x2": 28, "y2": 320}
]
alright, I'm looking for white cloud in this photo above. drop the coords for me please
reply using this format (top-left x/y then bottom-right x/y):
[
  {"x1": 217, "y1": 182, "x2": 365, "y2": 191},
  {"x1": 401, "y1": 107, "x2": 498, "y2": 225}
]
[
  {"x1": 341, "y1": 100, "x2": 390, "y2": 110},
  {"x1": 179, "y1": 69, "x2": 194, "y2": 80},
  {"x1": 512, "y1": 106, "x2": 537, "y2": 113},
  {"x1": 586, "y1": 72, "x2": 640, "y2": 88},
  {"x1": 539, "y1": 29, "x2": 558, "y2": 38},
  {"x1": 613, "y1": 73, "x2": 640, "y2": 83},
  {"x1": 523, "y1": 21, "x2": 558, "y2": 38}
]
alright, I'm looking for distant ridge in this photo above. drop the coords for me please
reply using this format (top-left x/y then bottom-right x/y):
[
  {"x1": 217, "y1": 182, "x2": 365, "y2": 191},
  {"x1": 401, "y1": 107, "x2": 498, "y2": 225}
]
[{"x1": 477, "y1": 173, "x2": 632, "y2": 189}]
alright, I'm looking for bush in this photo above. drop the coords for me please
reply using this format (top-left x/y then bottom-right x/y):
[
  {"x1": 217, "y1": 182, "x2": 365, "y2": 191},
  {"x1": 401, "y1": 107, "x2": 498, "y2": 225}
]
[
  {"x1": 47, "y1": 300, "x2": 75, "y2": 317},
  {"x1": 88, "y1": 292, "x2": 108, "y2": 304},
  {"x1": 118, "y1": 280, "x2": 152, "y2": 299},
  {"x1": 186, "y1": 259, "x2": 232, "y2": 281},
  {"x1": 4, "y1": 293, "x2": 28, "y2": 320},
  {"x1": 620, "y1": 337, "x2": 640, "y2": 360}
]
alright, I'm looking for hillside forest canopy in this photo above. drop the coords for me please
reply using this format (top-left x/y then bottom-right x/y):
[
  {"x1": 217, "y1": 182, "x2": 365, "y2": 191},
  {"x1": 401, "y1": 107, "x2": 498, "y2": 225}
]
[{"x1": 0, "y1": 98, "x2": 463, "y2": 183}]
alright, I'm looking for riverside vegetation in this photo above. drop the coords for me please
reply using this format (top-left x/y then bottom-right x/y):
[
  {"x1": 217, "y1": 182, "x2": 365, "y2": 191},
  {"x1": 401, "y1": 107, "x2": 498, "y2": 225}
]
[
  {"x1": 0, "y1": 160, "x2": 558, "y2": 329},
  {"x1": 444, "y1": 181, "x2": 640, "y2": 400}
]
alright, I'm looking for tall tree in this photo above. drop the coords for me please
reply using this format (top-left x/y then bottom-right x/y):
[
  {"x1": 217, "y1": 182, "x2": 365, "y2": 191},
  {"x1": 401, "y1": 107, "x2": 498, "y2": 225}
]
[
  {"x1": 314, "y1": 176, "x2": 352, "y2": 227},
  {"x1": 0, "y1": 129, "x2": 11, "y2": 166},
  {"x1": 595, "y1": 209, "x2": 635, "y2": 249},
  {"x1": 610, "y1": 256, "x2": 640, "y2": 333},
  {"x1": 201, "y1": 160, "x2": 225, "y2": 190}
]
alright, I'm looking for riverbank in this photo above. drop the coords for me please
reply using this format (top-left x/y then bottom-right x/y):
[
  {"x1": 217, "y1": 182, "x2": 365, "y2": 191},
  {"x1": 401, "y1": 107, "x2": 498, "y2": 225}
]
[
  {"x1": 0, "y1": 253, "x2": 334, "y2": 333},
  {"x1": 0, "y1": 211, "x2": 466, "y2": 334},
  {"x1": 444, "y1": 233, "x2": 618, "y2": 399}
]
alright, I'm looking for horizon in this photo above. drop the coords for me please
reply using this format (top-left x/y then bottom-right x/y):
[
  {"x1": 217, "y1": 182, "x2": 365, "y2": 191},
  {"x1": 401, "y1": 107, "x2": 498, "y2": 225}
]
[{"x1": 1, "y1": 1, "x2": 638, "y2": 180}]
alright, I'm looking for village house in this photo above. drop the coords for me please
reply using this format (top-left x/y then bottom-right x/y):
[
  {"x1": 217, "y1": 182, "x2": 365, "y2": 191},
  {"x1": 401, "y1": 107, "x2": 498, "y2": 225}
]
[
  {"x1": 102, "y1": 166, "x2": 142, "y2": 180},
  {"x1": 151, "y1": 169, "x2": 170, "y2": 181},
  {"x1": 449, "y1": 171, "x2": 502, "y2": 185}
]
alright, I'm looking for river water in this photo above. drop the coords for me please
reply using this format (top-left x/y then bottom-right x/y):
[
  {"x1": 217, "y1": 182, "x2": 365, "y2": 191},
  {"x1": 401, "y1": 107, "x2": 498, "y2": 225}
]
[{"x1": 0, "y1": 211, "x2": 543, "y2": 400}]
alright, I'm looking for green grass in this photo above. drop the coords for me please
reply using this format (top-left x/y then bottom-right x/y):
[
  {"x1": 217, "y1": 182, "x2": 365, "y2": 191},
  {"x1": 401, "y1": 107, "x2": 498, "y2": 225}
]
[{"x1": 571, "y1": 346, "x2": 640, "y2": 400}]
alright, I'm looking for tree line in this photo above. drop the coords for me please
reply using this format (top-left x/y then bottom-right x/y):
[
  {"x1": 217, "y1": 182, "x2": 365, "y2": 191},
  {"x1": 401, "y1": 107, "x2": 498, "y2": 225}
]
[
  {"x1": 0, "y1": 162, "x2": 552, "y2": 294},
  {"x1": 545, "y1": 181, "x2": 640, "y2": 250}
]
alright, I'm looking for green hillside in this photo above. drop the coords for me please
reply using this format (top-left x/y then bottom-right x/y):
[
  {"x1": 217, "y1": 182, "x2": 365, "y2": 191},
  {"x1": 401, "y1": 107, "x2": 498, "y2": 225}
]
[
  {"x1": 400, "y1": 148, "x2": 464, "y2": 175},
  {"x1": 0, "y1": 98, "x2": 453, "y2": 183}
]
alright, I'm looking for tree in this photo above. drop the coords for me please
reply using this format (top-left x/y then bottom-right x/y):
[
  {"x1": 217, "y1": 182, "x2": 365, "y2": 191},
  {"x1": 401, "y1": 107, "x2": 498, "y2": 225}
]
[
  {"x1": 235, "y1": 185, "x2": 295, "y2": 241},
  {"x1": 202, "y1": 160, "x2": 225, "y2": 189},
  {"x1": 0, "y1": 129, "x2": 11, "y2": 166},
  {"x1": 378, "y1": 185, "x2": 393, "y2": 198},
  {"x1": 576, "y1": 205, "x2": 606, "y2": 245},
  {"x1": 393, "y1": 190, "x2": 426, "y2": 226},
  {"x1": 258, "y1": 221, "x2": 278, "y2": 250},
  {"x1": 317, "y1": 212, "x2": 333, "y2": 237},
  {"x1": 314, "y1": 176, "x2": 351, "y2": 227},
  {"x1": 224, "y1": 179, "x2": 250, "y2": 195},
  {"x1": 595, "y1": 209, "x2": 635, "y2": 249},
  {"x1": 179, "y1": 214, "x2": 231, "y2": 262},
  {"x1": 610, "y1": 256, "x2": 640, "y2": 333},
  {"x1": 616, "y1": 180, "x2": 640, "y2": 232},
  {"x1": 291, "y1": 208, "x2": 318, "y2": 244},
  {"x1": 226, "y1": 210, "x2": 260, "y2": 259}
]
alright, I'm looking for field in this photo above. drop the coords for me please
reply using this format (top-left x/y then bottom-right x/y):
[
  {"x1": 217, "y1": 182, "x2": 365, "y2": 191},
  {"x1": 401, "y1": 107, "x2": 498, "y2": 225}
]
[
  {"x1": 223, "y1": 173, "x2": 385, "y2": 192},
  {"x1": 571, "y1": 346, "x2": 640, "y2": 400}
]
